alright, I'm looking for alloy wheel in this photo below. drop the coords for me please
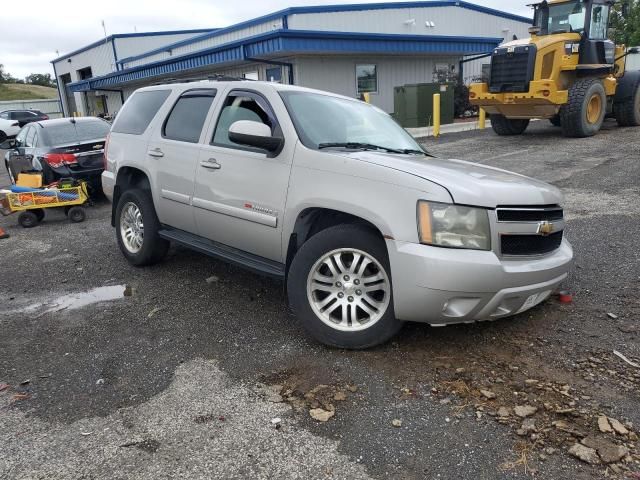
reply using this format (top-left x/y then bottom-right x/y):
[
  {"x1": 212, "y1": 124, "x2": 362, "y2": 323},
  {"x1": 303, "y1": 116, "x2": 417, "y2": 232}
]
[
  {"x1": 307, "y1": 248, "x2": 391, "y2": 332},
  {"x1": 120, "y1": 202, "x2": 144, "y2": 253}
]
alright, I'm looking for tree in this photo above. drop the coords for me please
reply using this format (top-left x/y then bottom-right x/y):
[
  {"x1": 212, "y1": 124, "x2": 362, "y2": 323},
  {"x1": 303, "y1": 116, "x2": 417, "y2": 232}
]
[
  {"x1": 610, "y1": 0, "x2": 640, "y2": 46},
  {"x1": 25, "y1": 73, "x2": 56, "y2": 87}
]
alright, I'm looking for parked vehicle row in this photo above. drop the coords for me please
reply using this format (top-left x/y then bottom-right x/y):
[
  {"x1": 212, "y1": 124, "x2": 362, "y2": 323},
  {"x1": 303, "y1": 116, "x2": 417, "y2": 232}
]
[
  {"x1": 2, "y1": 117, "x2": 110, "y2": 190},
  {"x1": 101, "y1": 79, "x2": 573, "y2": 349}
]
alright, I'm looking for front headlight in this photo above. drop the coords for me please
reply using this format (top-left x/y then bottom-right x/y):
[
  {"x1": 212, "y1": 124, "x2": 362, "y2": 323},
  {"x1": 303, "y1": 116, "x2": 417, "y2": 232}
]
[{"x1": 417, "y1": 201, "x2": 491, "y2": 251}]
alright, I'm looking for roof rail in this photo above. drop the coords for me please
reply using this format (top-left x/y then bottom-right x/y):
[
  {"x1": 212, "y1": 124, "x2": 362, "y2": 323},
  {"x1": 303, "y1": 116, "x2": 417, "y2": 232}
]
[{"x1": 152, "y1": 74, "x2": 252, "y2": 86}]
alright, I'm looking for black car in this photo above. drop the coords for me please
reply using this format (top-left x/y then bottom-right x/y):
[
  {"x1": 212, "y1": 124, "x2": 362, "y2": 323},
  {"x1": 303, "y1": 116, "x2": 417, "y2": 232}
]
[
  {"x1": 2, "y1": 117, "x2": 110, "y2": 190},
  {"x1": 0, "y1": 109, "x2": 49, "y2": 127}
]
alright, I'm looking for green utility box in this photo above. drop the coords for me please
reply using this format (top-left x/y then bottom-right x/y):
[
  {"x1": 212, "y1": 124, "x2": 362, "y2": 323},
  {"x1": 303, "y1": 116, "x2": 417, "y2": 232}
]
[{"x1": 393, "y1": 83, "x2": 455, "y2": 128}]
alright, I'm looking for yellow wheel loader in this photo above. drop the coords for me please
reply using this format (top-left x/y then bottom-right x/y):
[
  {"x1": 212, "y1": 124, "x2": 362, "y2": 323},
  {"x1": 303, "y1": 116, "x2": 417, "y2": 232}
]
[{"x1": 469, "y1": 0, "x2": 640, "y2": 137}]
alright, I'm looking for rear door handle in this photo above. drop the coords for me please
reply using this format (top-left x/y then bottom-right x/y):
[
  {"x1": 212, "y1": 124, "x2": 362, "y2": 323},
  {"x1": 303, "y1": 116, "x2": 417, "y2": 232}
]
[
  {"x1": 200, "y1": 158, "x2": 221, "y2": 170},
  {"x1": 148, "y1": 148, "x2": 164, "y2": 158}
]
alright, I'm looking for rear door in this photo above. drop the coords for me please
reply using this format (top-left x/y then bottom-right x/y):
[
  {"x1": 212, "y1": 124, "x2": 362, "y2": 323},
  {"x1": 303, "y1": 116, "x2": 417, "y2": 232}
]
[{"x1": 145, "y1": 88, "x2": 218, "y2": 234}]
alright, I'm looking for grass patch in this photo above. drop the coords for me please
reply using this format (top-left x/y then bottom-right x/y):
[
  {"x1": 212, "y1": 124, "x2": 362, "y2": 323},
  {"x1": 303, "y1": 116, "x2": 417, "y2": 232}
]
[{"x1": 0, "y1": 84, "x2": 58, "y2": 101}]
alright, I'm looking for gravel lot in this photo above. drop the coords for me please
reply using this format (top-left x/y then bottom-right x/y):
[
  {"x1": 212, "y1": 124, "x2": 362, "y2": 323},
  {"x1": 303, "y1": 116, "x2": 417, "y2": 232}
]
[{"x1": 1, "y1": 120, "x2": 639, "y2": 479}]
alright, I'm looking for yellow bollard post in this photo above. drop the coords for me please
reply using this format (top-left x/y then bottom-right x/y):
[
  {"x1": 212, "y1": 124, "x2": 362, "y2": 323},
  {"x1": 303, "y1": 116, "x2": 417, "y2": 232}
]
[
  {"x1": 478, "y1": 108, "x2": 486, "y2": 129},
  {"x1": 433, "y1": 93, "x2": 441, "y2": 138}
]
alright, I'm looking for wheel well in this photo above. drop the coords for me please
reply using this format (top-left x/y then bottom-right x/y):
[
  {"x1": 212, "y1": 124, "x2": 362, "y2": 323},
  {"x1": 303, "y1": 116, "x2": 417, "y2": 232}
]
[
  {"x1": 285, "y1": 208, "x2": 385, "y2": 277},
  {"x1": 111, "y1": 167, "x2": 151, "y2": 227}
]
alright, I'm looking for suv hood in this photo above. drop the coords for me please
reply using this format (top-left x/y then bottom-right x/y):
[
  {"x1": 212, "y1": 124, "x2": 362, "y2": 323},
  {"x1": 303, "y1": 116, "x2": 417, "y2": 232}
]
[{"x1": 347, "y1": 152, "x2": 563, "y2": 208}]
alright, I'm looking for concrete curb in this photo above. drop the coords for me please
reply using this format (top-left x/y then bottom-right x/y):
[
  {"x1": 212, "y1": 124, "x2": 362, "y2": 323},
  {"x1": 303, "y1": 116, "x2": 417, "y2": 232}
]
[{"x1": 406, "y1": 120, "x2": 491, "y2": 138}]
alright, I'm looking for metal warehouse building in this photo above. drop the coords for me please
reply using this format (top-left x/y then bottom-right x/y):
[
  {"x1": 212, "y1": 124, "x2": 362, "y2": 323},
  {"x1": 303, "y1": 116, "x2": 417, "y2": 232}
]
[{"x1": 52, "y1": 1, "x2": 531, "y2": 116}]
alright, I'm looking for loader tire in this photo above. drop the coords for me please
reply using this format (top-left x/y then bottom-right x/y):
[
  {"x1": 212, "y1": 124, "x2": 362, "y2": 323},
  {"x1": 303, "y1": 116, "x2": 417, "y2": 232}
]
[
  {"x1": 615, "y1": 83, "x2": 640, "y2": 127},
  {"x1": 549, "y1": 115, "x2": 561, "y2": 127},
  {"x1": 560, "y1": 78, "x2": 606, "y2": 138},
  {"x1": 490, "y1": 114, "x2": 530, "y2": 136}
]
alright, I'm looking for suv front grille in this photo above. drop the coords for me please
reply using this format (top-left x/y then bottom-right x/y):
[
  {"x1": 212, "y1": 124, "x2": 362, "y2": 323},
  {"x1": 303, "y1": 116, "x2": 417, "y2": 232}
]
[
  {"x1": 497, "y1": 206, "x2": 564, "y2": 222},
  {"x1": 489, "y1": 45, "x2": 536, "y2": 94},
  {"x1": 501, "y1": 231, "x2": 563, "y2": 256},
  {"x1": 496, "y1": 205, "x2": 564, "y2": 256}
]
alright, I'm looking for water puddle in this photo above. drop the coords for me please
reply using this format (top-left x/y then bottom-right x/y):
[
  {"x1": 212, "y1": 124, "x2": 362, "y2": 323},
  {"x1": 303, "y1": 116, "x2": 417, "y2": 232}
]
[
  {"x1": 41, "y1": 285, "x2": 133, "y2": 315},
  {"x1": 1, "y1": 285, "x2": 133, "y2": 318}
]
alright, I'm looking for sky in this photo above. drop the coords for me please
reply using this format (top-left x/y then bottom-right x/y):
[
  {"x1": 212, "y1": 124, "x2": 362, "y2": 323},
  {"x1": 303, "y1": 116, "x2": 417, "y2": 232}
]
[{"x1": 2, "y1": 0, "x2": 533, "y2": 80}]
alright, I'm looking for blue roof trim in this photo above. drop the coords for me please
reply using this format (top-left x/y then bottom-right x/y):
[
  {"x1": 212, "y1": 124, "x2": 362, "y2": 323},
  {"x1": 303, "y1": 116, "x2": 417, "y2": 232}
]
[
  {"x1": 116, "y1": 1, "x2": 530, "y2": 66},
  {"x1": 68, "y1": 29, "x2": 502, "y2": 92},
  {"x1": 52, "y1": 28, "x2": 217, "y2": 63}
]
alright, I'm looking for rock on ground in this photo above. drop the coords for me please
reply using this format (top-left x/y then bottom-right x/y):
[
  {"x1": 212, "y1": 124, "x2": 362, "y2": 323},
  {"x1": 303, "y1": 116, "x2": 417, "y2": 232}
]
[{"x1": 568, "y1": 444, "x2": 600, "y2": 465}]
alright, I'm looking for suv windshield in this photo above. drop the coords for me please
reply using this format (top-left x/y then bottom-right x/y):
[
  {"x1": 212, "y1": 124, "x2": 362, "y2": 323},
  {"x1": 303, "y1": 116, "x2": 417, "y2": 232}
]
[
  {"x1": 280, "y1": 91, "x2": 425, "y2": 154},
  {"x1": 537, "y1": 1, "x2": 587, "y2": 35}
]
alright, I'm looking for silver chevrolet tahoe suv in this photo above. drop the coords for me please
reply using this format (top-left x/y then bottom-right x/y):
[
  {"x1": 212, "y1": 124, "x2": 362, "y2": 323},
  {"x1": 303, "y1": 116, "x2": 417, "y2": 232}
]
[{"x1": 102, "y1": 79, "x2": 573, "y2": 349}]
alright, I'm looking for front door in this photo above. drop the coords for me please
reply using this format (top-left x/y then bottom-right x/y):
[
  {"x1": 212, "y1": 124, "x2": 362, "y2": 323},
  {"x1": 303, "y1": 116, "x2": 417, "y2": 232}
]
[
  {"x1": 193, "y1": 89, "x2": 292, "y2": 262},
  {"x1": 146, "y1": 88, "x2": 218, "y2": 234}
]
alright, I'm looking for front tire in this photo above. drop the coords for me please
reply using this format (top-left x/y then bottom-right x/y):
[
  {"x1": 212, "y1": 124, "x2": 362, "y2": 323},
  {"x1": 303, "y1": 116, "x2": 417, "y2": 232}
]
[
  {"x1": 287, "y1": 224, "x2": 402, "y2": 349},
  {"x1": 490, "y1": 114, "x2": 530, "y2": 135},
  {"x1": 615, "y1": 83, "x2": 640, "y2": 127},
  {"x1": 115, "y1": 189, "x2": 169, "y2": 266},
  {"x1": 560, "y1": 78, "x2": 606, "y2": 137}
]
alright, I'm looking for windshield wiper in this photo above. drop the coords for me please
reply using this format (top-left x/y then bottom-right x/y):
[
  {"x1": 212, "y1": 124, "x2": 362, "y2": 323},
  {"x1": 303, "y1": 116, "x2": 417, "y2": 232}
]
[
  {"x1": 400, "y1": 149, "x2": 429, "y2": 155},
  {"x1": 318, "y1": 142, "x2": 404, "y2": 154}
]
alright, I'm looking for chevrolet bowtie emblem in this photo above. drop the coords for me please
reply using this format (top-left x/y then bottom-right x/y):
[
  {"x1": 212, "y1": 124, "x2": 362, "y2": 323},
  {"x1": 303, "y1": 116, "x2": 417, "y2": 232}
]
[{"x1": 537, "y1": 221, "x2": 555, "y2": 236}]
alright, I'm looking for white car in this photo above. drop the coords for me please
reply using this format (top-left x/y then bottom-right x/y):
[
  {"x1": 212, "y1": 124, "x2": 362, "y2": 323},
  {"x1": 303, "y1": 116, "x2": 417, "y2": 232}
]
[{"x1": 0, "y1": 118, "x2": 21, "y2": 143}]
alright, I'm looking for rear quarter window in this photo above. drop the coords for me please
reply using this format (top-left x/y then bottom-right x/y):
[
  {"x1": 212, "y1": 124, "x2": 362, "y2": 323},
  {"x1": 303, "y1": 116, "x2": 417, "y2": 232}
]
[{"x1": 112, "y1": 90, "x2": 171, "y2": 135}]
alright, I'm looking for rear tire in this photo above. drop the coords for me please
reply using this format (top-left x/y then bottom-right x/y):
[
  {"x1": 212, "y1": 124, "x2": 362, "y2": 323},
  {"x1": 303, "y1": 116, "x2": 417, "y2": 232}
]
[
  {"x1": 115, "y1": 188, "x2": 169, "y2": 267},
  {"x1": 615, "y1": 83, "x2": 640, "y2": 127},
  {"x1": 490, "y1": 114, "x2": 530, "y2": 135},
  {"x1": 560, "y1": 78, "x2": 606, "y2": 137},
  {"x1": 0, "y1": 131, "x2": 6, "y2": 144},
  {"x1": 18, "y1": 211, "x2": 39, "y2": 228},
  {"x1": 549, "y1": 115, "x2": 561, "y2": 127},
  {"x1": 287, "y1": 224, "x2": 403, "y2": 349}
]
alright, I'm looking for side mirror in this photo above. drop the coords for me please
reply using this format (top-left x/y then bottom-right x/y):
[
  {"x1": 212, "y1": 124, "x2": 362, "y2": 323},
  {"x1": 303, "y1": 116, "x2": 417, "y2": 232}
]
[
  {"x1": 228, "y1": 120, "x2": 283, "y2": 153},
  {"x1": 0, "y1": 139, "x2": 17, "y2": 150},
  {"x1": 629, "y1": 47, "x2": 640, "y2": 54}
]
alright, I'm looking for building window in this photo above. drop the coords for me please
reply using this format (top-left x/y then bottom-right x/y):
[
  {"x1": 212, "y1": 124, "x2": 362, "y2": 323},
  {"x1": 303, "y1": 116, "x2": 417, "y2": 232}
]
[
  {"x1": 243, "y1": 71, "x2": 259, "y2": 81},
  {"x1": 356, "y1": 64, "x2": 377, "y2": 94},
  {"x1": 266, "y1": 67, "x2": 282, "y2": 83}
]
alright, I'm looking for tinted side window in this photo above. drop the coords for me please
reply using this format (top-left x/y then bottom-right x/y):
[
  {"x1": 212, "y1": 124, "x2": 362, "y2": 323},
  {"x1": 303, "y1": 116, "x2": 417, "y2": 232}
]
[
  {"x1": 15, "y1": 128, "x2": 28, "y2": 145},
  {"x1": 212, "y1": 93, "x2": 275, "y2": 149},
  {"x1": 24, "y1": 127, "x2": 36, "y2": 147},
  {"x1": 163, "y1": 89, "x2": 216, "y2": 143},
  {"x1": 112, "y1": 90, "x2": 171, "y2": 135}
]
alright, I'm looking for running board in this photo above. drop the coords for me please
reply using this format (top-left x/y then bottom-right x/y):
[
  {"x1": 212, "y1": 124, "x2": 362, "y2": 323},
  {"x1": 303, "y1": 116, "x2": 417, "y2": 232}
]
[{"x1": 159, "y1": 227, "x2": 285, "y2": 278}]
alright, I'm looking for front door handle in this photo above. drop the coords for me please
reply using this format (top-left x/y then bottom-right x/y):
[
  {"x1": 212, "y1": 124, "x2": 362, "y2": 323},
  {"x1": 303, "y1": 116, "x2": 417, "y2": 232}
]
[
  {"x1": 200, "y1": 158, "x2": 221, "y2": 170},
  {"x1": 148, "y1": 148, "x2": 164, "y2": 158}
]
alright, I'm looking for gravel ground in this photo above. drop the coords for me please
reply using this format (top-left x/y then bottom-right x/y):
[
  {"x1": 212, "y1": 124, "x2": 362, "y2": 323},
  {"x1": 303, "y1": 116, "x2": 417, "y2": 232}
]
[{"x1": 1, "y1": 120, "x2": 639, "y2": 479}]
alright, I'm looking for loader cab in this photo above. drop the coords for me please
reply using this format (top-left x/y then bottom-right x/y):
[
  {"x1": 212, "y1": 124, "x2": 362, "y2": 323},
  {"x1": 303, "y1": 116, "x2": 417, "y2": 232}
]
[{"x1": 532, "y1": 0, "x2": 616, "y2": 65}]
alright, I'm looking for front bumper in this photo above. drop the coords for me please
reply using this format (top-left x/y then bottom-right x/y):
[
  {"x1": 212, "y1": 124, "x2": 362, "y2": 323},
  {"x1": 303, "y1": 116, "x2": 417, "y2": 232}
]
[
  {"x1": 387, "y1": 239, "x2": 573, "y2": 325},
  {"x1": 469, "y1": 81, "x2": 568, "y2": 119}
]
